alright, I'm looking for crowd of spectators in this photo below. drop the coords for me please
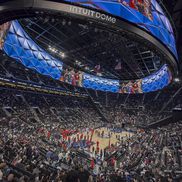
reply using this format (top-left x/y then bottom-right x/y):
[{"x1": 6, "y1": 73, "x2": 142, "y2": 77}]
[
  {"x1": 0, "y1": 53, "x2": 182, "y2": 181},
  {"x1": 1, "y1": 114, "x2": 182, "y2": 181},
  {"x1": 0, "y1": 88, "x2": 181, "y2": 181},
  {"x1": 88, "y1": 89, "x2": 181, "y2": 126}
]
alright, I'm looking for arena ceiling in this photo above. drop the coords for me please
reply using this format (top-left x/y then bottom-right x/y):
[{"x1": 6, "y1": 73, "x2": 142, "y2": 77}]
[
  {"x1": 20, "y1": 16, "x2": 162, "y2": 81},
  {"x1": 14, "y1": 0, "x2": 180, "y2": 81}
]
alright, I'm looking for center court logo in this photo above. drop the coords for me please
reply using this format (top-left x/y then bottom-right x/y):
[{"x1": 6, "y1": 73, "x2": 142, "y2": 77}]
[{"x1": 69, "y1": 6, "x2": 116, "y2": 24}]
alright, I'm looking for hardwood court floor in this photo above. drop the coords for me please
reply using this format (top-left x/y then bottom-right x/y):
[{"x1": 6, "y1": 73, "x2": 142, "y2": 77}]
[
  {"x1": 72, "y1": 127, "x2": 133, "y2": 150},
  {"x1": 91, "y1": 127, "x2": 133, "y2": 150}
]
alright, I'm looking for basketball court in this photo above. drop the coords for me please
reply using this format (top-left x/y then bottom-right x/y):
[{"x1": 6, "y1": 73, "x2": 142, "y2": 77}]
[{"x1": 71, "y1": 127, "x2": 133, "y2": 150}]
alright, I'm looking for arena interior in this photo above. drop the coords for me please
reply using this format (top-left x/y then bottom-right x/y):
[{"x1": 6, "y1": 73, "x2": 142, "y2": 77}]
[{"x1": 0, "y1": 0, "x2": 182, "y2": 181}]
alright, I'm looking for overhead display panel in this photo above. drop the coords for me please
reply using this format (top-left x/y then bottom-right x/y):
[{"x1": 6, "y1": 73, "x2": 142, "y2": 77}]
[
  {"x1": 3, "y1": 20, "x2": 63, "y2": 80},
  {"x1": 0, "y1": 22, "x2": 11, "y2": 50},
  {"x1": 60, "y1": 64, "x2": 84, "y2": 87},
  {"x1": 2, "y1": 20, "x2": 172, "y2": 94},
  {"x1": 64, "y1": 0, "x2": 178, "y2": 60}
]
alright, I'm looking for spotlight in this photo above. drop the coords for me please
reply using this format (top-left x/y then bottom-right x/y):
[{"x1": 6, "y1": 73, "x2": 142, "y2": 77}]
[
  {"x1": 62, "y1": 19, "x2": 66, "y2": 26},
  {"x1": 44, "y1": 17, "x2": 49, "y2": 23},
  {"x1": 35, "y1": 11, "x2": 40, "y2": 14},
  {"x1": 59, "y1": 51, "x2": 65, "y2": 58},
  {"x1": 51, "y1": 18, "x2": 55, "y2": 23},
  {"x1": 174, "y1": 78, "x2": 180, "y2": 82},
  {"x1": 48, "y1": 46, "x2": 65, "y2": 58}
]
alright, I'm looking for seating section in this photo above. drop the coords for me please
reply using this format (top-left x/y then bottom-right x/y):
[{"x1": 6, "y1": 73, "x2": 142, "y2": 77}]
[{"x1": 0, "y1": 50, "x2": 182, "y2": 181}]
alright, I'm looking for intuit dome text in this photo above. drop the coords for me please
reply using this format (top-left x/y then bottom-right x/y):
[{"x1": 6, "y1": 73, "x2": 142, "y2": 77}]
[{"x1": 69, "y1": 6, "x2": 116, "y2": 24}]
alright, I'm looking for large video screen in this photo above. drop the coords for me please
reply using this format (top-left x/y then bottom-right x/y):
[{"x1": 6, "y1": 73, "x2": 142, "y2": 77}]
[
  {"x1": 119, "y1": 79, "x2": 143, "y2": 94},
  {"x1": 119, "y1": 0, "x2": 153, "y2": 20},
  {"x1": 3, "y1": 20, "x2": 63, "y2": 80},
  {"x1": 0, "y1": 22, "x2": 11, "y2": 50},
  {"x1": 64, "y1": 0, "x2": 177, "y2": 60},
  {"x1": 60, "y1": 65, "x2": 84, "y2": 87}
]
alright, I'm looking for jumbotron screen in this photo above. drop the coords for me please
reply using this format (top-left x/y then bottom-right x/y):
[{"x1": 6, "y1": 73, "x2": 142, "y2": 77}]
[
  {"x1": 64, "y1": 0, "x2": 178, "y2": 60},
  {"x1": 0, "y1": 0, "x2": 176, "y2": 94}
]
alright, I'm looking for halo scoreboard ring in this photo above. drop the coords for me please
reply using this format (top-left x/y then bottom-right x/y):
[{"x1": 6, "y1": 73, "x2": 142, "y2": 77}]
[{"x1": 0, "y1": 0, "x2": 179, "y2": 94}]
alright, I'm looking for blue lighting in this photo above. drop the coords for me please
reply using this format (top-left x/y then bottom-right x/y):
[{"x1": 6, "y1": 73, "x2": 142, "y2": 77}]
[
  {"x1": 2, "y1": 20, "x2": 173, "y2": 94},
  {"x1": 64, "y1": 0, "x2": 178, "y2": 60}
]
